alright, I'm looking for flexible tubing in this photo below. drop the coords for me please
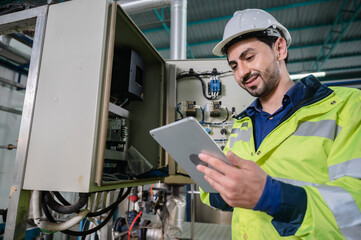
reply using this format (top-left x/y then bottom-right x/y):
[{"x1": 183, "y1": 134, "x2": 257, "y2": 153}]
[
  {"x1": 38, "y1": 209, "x2": 89, "y2": 232},
  {"x1": 43, "y1": 191, "x2": 89, "y2": 214},
  {"x1": 41, "y1": 188, "x2": 131, "y2": 236},
  {"x1": 32, "y1": 190, "x2": 42, "y2": 225}
]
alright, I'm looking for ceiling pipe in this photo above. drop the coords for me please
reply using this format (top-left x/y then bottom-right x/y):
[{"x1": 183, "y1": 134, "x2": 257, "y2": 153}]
[
  {"x1": 118, "y1": 0, "x2": 171, "y2": 15},
  {"x1": 0, "y1": 76, "x2": 26, "y2": 89},
  {"x1": 170, "y1": 0, "x2": 187, "y2": 60},
  {"x1": 118, "y1": 0, "x2": 187, "y2": 60},
  {"x1": 0, "y1": 40, "x2": 30, "y2": 65}
]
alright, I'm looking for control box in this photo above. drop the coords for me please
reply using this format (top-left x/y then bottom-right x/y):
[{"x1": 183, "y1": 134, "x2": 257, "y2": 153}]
[{"x1": 22, "y1": 0, "x2": 254, "y2": 193}]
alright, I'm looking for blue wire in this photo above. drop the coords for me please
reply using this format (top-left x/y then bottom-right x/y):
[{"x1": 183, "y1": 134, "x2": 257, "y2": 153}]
[
  {"x1": 199, "y1": 105, "x2": 206, "y2": 124},
  {"x1": 176, "y1": 103, "x2": 184, "y2": 119}
]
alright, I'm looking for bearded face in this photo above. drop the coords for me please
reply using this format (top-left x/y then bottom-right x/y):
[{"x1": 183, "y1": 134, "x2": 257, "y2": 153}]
[{"x1": 227, "y1": 38, "x2": 282, "y2": 99}]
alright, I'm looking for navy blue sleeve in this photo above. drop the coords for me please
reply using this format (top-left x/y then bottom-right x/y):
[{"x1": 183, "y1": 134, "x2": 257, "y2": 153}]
[
  {"x1": 253, "y1": 176, "x2": 307, "y2": 236},
  {"x1": 209, "y1": 193, "x2": 233, "y2": 212}
]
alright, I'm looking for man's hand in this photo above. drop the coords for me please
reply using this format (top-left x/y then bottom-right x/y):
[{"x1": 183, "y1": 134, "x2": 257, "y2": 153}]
[{"x1": 197, "y1": 151, "x2": 267, "y2": 209}]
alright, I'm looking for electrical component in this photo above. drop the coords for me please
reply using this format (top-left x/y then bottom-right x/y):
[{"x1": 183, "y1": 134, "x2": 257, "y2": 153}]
[
  {"x1": 210, "y1": 101, "x2": 222, "y2": 117},
  {"x1": 220, "y1": 128, "x2": 228, "y2": 135},
  {"x1": 177, "y1": 68, "x2": 230, "y2": 100},
  {"x1": 205, "y1": 127, "x2": 211, "y2": 134},
  {"x1": 208, "y1": 75, "x2": 222, "y2": 99},
  {"x1": 186, "y1": 101, "x2": 197, "y2": 117},
  {"x1": 111, "y1": 48, "x2": 145, "y2": 101},
  {"x1": 106, "y1": 118, "x2": 127, "y2": 151}
]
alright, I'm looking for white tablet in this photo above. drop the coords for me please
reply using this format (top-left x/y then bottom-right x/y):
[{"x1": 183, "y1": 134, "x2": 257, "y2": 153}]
[{"x1": 149, "y1": 117, "x2": 232, "y2": 193}]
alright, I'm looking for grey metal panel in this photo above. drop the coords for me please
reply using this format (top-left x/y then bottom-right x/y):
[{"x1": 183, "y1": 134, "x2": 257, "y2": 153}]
[{"x1": 23, "y1": 0, "x2": 112, "y2": 192}]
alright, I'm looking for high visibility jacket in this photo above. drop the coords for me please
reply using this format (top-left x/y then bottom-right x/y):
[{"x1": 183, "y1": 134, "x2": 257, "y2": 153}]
[{"x1": 200, "y1": 76, "x2": 361, "y2": 239}]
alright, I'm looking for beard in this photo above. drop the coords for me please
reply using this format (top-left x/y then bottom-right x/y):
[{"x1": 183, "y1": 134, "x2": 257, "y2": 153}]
[{"x1": 241, "y1": 59, "x2": 280, "y2": 98}]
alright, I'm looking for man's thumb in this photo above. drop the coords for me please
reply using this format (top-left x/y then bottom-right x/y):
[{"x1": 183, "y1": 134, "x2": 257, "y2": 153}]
[{"x1": 227, "y1": 151, "x2": 248, "y2": 168}]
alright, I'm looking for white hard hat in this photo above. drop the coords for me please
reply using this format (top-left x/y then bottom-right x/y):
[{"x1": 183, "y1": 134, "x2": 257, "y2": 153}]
[{"x1": 212, "y1": 9, "x2": 292, "y2": 56}]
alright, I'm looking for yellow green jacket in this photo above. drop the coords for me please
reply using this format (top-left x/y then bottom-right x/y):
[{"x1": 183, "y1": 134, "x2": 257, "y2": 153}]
[{"x1": 200, "y1": 76, "x2": 361, "y2": 239}]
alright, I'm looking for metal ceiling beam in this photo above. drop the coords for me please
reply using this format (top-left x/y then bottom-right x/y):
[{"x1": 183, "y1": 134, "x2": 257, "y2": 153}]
[
  {"x1": 290, "y1": 65, "x2": 361, "y2": 75},
  {"x1": 311, "y1": 0, "x2": 361, "y2": 71},
  {"x1": 154, "y1": 19, "x2": 361, "y2": 50},
  {"x1": 0, "y1": 57, "x2": 28, "y2": 75},
  {"x1": 287, "y1": 52, "x2": 361, "y2": 65},
  {"x1": 143, "y1": 0, "x2": 337, "y2": 33},
  {"x1": 157, "y1": 36, "x2": 361, "y2": 53},
  {"x1": 288, "y1": 52, "x2": 361, "y2": 64}
]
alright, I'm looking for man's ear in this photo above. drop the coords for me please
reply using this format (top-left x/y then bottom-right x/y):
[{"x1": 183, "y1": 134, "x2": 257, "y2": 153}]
[{"x1": 274, "y1": 37, "x2": 288, "y2": 62}]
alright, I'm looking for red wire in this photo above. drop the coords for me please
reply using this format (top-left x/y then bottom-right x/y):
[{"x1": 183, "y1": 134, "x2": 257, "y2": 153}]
[
  {"x1": 128, "y1": 210, "x2": 143, "y2": 240},
  {"x1": 150, "y1": 184, "x2": 154, "y2": 196}
]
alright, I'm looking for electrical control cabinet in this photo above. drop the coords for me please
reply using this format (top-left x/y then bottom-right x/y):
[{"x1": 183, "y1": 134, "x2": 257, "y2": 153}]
[
  {"x1": 23, "y1": 0, "x2": 166, "y2": 192},
  {"x1": 22, "y1": 0, "x2": 254, "y2": 193}
]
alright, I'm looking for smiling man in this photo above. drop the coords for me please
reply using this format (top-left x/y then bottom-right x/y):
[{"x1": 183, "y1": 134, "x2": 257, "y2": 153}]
[{"x1": 197, "y1": 9, "x2": 361, "y2": 240}]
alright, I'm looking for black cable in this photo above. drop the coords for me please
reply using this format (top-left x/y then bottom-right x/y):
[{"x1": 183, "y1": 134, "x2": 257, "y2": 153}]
[
  {"x1": 43, "y1": 191, "x2": 89, "y2": 214},
  {"x1": 87, "y1": 188, "x2": 124, "y2": 217},
  {"x1": 41, "y1": 188, "x2": 131, "y2": 236},
  {"x1": 53, "y1": 192, "x2": 71, "y2": 206},
  {"x1": 202, "y1": 107, "x2": 230, "y2": 125},
  {"x1": 177, "y1": 73, "x2": 213, "y2": 100},
  {"x1": 0, "y1": 209, "x2": 7, "y2": 223}
]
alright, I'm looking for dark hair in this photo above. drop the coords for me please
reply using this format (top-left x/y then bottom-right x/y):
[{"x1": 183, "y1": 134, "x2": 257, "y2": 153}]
[{"x1": 256, "y1": 35, "x2": 289, "y2": 64}]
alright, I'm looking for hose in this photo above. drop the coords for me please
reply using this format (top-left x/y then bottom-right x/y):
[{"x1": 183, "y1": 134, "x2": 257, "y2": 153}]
[
  {"x1": 43, "y1": 191, "x2": 89, "y2": 214},
  {"x1": 53, "y1": 191, "x2": 71, "y2": 206},
  {"x1": 87, "y1": 188, "x2": 124, "y2": 217},
  {"x1": 38, "y1": 209, "x2": 89, "y2": 232},
  {"x1": 41, "y1": 188, "x2": 131, "y2": 236}
]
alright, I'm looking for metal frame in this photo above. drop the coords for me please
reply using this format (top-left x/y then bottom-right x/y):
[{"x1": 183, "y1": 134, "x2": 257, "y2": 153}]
[
  {"x1": 3, "y1": 5, "x2": 48, "y2": 239},
  {"x1": 311, "y1": 0, "x2": 361, "y2": 71}
]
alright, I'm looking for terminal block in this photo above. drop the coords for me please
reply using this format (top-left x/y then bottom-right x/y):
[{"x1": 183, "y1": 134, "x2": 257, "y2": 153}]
[
  {"x1": 210, "y1": 101, "x2": 222, "y2": 117},
  {"x1": 186, "y1": 101, "x2": 197, "y2": 117}
]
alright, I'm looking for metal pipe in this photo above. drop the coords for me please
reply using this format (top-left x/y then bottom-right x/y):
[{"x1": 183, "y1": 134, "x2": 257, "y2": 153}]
[
  {"x1": 0, "y1": 76, "x2": 26, "y2": 89},
  {"x1": 0, "y1": 144, "x2": 17, "y2": 150},
  {"x1": 170, "y1": 0, "x2": 187, "y2": 60},
  {"x1": 118, "y1": 0, "x2": 171, "y2": 15},
  {"x1": 0, "y1": 41, "x2": 30, "y2": 65},
  {"x1": 0, "y1": 105, "x2": 22, "y2": 115},
  {"x1": 190, "y1": 184, "x2": 195, "y2": 240}
]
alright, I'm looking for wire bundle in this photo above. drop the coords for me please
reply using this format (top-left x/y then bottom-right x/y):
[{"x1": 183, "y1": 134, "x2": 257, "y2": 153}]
[
  {"x1": 34, "y1": 188, "x2": 131, "y2": 237},
  {"x1": 176, "y1": 68, "x2": 232, "y2": 100}
]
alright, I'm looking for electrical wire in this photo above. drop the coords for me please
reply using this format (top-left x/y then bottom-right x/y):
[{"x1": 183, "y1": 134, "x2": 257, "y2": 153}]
[
  {"x1": 53, "y1": 192, "x2": 71, "y2": 206},
  {"x1": 43, "y1": 191, "x2": 89, "y2": 214},
  {"x1": 201, "y1": 107, "x2": 230, "y2": 125},
  {"x1": 87, "y1": 188, "x2": 126, "y2": 217},
  {"x1": 127, "y1": 210, "x2": 143, "y2": 240},
  {"x1": 176, "y1": 103, "x2": 184, "y2": 120},
  {"x1": 41, "y1": 188, "x2": 131, "y2": 236},
  {"x1": 177, "y1": 73, "x2": 214, "y2": 100}
]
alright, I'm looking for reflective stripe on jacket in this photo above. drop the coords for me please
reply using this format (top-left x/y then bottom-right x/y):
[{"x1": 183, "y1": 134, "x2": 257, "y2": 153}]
[{"x1": 200, "y1": 76, "x2": 361, "y2": 240}]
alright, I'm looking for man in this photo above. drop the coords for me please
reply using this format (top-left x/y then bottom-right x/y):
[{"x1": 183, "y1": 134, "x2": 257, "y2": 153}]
[{"x1": 197, "y1": 9, "x2": 361, "y2": 239}]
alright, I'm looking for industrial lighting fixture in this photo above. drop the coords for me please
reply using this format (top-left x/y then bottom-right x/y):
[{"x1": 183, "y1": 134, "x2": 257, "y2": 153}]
[{"x1": 290, "y1": 72, "x2": 326, "y2": 80}]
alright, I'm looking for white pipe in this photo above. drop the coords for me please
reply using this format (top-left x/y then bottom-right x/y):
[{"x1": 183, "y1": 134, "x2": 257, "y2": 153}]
[
  {"x1": 170, "y1": 0, "x2": 187, "y2": 59},
  {"x1": 31, "y1": 191, "x2": 42, "y2": 226},
  {"x1": 118, "y1": 0, "x2": 171, "y2": 15},
  {"x1": 32, "y1": 190, "x2": 89, "y2": 232},
  {"x1": 38, "y1": 209, "x2": 89, "y2": 232}
]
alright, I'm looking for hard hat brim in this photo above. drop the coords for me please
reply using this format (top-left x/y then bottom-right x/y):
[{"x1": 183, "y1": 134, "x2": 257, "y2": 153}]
[{"x1": 212, "y1": 25, "x2": 291, "y2": 57}]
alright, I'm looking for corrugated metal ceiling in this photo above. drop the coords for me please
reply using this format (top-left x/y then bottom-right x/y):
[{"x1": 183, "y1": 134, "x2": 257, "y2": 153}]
[{"x1": 128, "y1": 0, "x2": 361, "y2": 81}]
